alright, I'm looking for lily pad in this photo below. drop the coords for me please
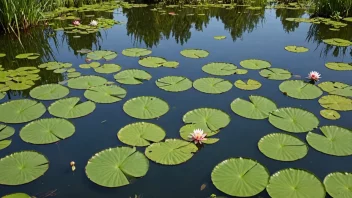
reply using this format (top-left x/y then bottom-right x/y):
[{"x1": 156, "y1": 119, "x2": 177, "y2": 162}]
[
  {"x1": 138, "y1": 56, "x2": 167, "y2": 68},
  {"x1": 231, "y1": 96, "x2": 277, "y2": 119},
  {"x1": 267, "y1": 169, "x2": 325, "y2": 198},
  {"x1": 234, "y1": 79, "x2": 262, "y2": 90},
  {"x1": 319, "y1": 95, "x2": 352, "y2": 111},
  {"x1": 87, "y1": 50, "x2": 117, "y2": 61},
  {"x1": 0, "y1": 92, "x2": 5, "y2": 100},
  {"x1": 318, "y1": 81, "x2": 352, "y2": 97},
  {"x1": 2, "y1": 193, "x2": 31, "y2": 198},
  {"x1": 0, "y1": 151, "x2": 49, "y2": 185},
  {"x1": 307, "y1": 126, "x2": 352, "y2": 156},
  {"x1": 38, "y1": 62, "x2": 72, "y2": 70},
  {"x1": 279, "y1": 80, "x2": 323, "y2": 99},
  {"x1": 0, "y1": 53, "x2": 6, "y2": 58},
  {"x1": 285, "y1": 46, "x2": 309, "y2": 53},
  {"x1": 123, "y1": 96, "x2": 169, "y2": 119},
  {"x1": 162, "y1": 61, "x2": 179, "y2": 68},
  {"x1": 214, "y1": 36, "x2": 226, "y2": 40},
  {"x1": 269, "y1": 108, "x2": 319, "y2": 133},
  {"x1": 145, "y1": 139, "x2": 198, "y2": 165},
  {"x1": 20, "y1": 118, "x2": 75, "y2": 144},
  {"x1": 202, "y1": 62, "x2": 237, "y2": 76},
  {"x1": 122, "y1": 48, "x2": 152, "y2": 57},
  {"x1": 183, "y1": 108, "x2": 230, "y2": 132},
  {"x1": 0, "y1": 99, "x2": 46, "y2": 124},
  {"x1": 84, "y1": 85, "x2": 126, "y2": 103},
  {"x1": 94, "y1": 64, "x2": 121, "y2": 74},
  {"x1": 85, "y1": 147, "x2": 149, "y2": 187},
  {"x1": 180, "y1": 49, "x2": 209, "y2": 58},
  {"x1": 67, "y1": 72, "x2": 81, "y2": 78},
  {"x1": 48, "y1": 97, "x2": 96, "y2": 119},
  {"x1": 0, "y1": 124, "x2": 15, "y2": 150},
  {"x1": 79, "y1": 62, "x2": 101, "y2": 69},
  {"x1": 118, "y1": 122, "x2": 166, "y2": 146},
  {"x1": 29, "y1": 84, "x2": 69, "y2": 100},
  {"x1": 211, "y1": 158, "x2": 269, "y2": 197},
  {"x1": 259, "y1": 68, "x2": 292, "y2": 80},
  {"x1": 179, "y1": 124, "x2": 220, "y2": 144},
  {"x1": 240, "y1": 59, "x2": 271, "y2": 70},
  {"x1": 114, "y1": 69, "x2": 151, "y2": 85},
  {"x1": 235, "y1": 69, "x2": 248, "y2": 74},
  {"x1": 323, "y1": 38, "x2": 352, "y2": 47},
  {"x1": 324, "y1": 172, "x2": 352, "y2": 198},
  {"x1": 320, "y1": 109, "x2": 340, "y2": 120},
  {"x1": 156, "y1": 76, "x2": 192, "y2": 92},
  {"x1": 193, "y1": 77, "x2": 232, "y2": 94},
  {"x1": 258, "y1": 133, "x2": 308, "y2": 161},
  {"x1": 15, "y1": 53, "x2": 40, "y2": 60},
  {"x1": 6, "y1": 81, "x2": 33, "y2": 91},
  {"x1": 68, "y1": 75, "x2": 107, "y2": 89}
]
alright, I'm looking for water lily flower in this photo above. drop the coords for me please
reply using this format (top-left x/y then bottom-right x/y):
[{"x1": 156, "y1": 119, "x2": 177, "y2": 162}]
[
  {"x1": 189, "y1": 129, "x2": 207, "y2": 144},
  {"x1": 70, "y1": 161, "x2": 75, "y2": 166},
  {"x1": 90, "y1": 20, "x2": 98, "y2": 26},
  {"x1": 307, "y1": 71, "x2": 321, "y2": 81},
  {"x1": 169, "y1": 12, "x2": 176, "y2": 15},
  {"x1": 72, "y1": 20, "x2": 80, "y2": 26},
  {"x1": 70, "y1": 161, "x2": 76, "y2": 171}
]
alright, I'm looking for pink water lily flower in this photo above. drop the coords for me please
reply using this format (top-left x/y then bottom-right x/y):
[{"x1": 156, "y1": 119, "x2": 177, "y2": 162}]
[
  {"x1": 307, "y1": 71, "x2": 321, "y2": 81},
  {"x1": 189, "y1": 129, "x2": 207, "y2": 144},
  {"x1": 72, "y1": 20, "x2": 81, "y2": 26}
]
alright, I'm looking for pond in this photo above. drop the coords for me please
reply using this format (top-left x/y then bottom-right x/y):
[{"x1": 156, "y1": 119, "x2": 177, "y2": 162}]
[{"x1": 0, "y1": 4, "x2": 352, "y2": 198}]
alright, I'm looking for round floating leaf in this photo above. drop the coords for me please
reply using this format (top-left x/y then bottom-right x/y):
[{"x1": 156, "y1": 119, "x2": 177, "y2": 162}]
[
  {"x1": 122, "y1": 48, "x2": 152, "y2": 57},
  {"x1": 323, "y1": 38, "x2": 352, "y2": 47},
  {"x1": 259, "y1": 68, "x2": 292, "y2": 80},
  {"x1": 180, "y1": 49, "x2": 209, "y2": 58},
  {"x1": 0, "y1": 53, "x2": 6, "y2": 58},
  {"x1": 179, "y1": 124, "x2": 219, "y2": 143},
  {"x1": 84, "y1": 85, "x2": 126, "y2": 103},
  {"x1": 48, "y1": 97, "x2": 96, "y2": 119},
  {"x1": 68, "y1": 75, "x2": 107, "y2": 89},
  {"x1": 138, "y1": 56, "x2": 167, "y2": 68},
  {"x1": 123, "y1": 96, "x2": 169, "y2": 119},
  {"x1": 240, "y1": 59, "x2": 271, "y2": 70},
  {"x1": 211, "y1": 158, "x2": 269, "y2": 197},
  {"x1": 183, "y1": 108, "x2": 230, "y2": 132},
  {"x1": 29, "y1": 84, "x2": 69, "y2": 100},
  {"x1": 2, "y1": 193, "x2": 31, "y2": 198},
  {"x1": 267, "y1": 169, "x2": 325, "y2": 198},
  {"x1": 231, "y1": 96, "x2": 277, "y2": 119},
  {"x1": 114, "y1": 69, "x2": 151, "y2": 85},
  {"x1": 258, "y1": 133, "x2": 308, "y2": 161},
  {"x1": 193, "y1": 77, "x2": 232, "y2": 94},
  {"x1": 320, "y1": 109, "x2": 340, "y2": 120},
  {"x1": 0, "y1": 140, "x2": 11, "y2": 150},
  {"x1": 325, "y1": 62, "x2": 352, "y2": 71},
  {"x1": 235, "y1": 69, "x2": 248, "y2": 74},
  {"x1": 318, "y1": 81, "x2": 352, "y2": 97},
  {"x1": 53, "y1": 68, "x2": 67, "y2": 73},
  {"x1": 202, "y1": 62, "x2": 237, "y2": 76},
  {"x1": 145, "y1": 139, "x2": 198, "y2": 165},
  {"x1": 0, "y1": 92, "x2": 5, "y2": 100},
  {"x1": 279, "y1": 80, "x2": 323, "y2": 99},
  {"x1": 324, "y1": 172, "x2": 352, "y2": 198},
  {"x1": 269, "y1": 108, "x2": 319, "y2": 133},
  {"x1": 162, "y1": 61, "x2": 179, "y2": 68},
  {"x1": 79, "y1": 62, "x2": 100, "y2": 69},
  {"x1": 20, "y1": 118, "x2": 75, "y2": 144},
  {"x1": 319, "y1": 95, "x2": 352, "y2": 111},
  {"x1": 6, "y1": 81, "x2": 32, "y2": 91},
  {"x1": 156, "y1": 76, "x2": 192, "y2": 92},
  {"x1": 94, "y1": 64, "x2": 121, "y2": 74},
  {"x1": 0, "y1": 99, "x2": 46, "y2": 124},
  {"x1": 0, "y1": 151, "x2": 49, "y2": 185},
  {"x1": 85, "y1": 147, "x2": 149, "y2": 187},
  {"x1": 214, "y1": 36, "x2": 226, "y2": 40},
  {"x1": 87, "y1": 50, "x2": 117, "y2": 61},
  {"x1": 285, "y1": 46, "x2": 309, "y2": 53},
  {"x1": 67, "y1": 72, "x2": 81, "y2": 78},
  {"x1": 307, "y1": 126, "x2": 352, "y2": 156},
  {"x1": 0, "y1": 124, "x2": 15, "y2": 140},
  {"x1": 234, "y1": 79, "x2": 262, "y2": 90},
  {"x1": 118, "y1": 122, "x2": 166, "y2": 146},
  {"x1": 15, "y1": 53, "x2": 40, "y2": 60}
]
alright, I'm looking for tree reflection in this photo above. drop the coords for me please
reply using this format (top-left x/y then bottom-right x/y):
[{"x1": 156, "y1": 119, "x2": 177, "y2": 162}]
[{"x1": 276, "y1": 8, "x2": 305, "y2": 33}]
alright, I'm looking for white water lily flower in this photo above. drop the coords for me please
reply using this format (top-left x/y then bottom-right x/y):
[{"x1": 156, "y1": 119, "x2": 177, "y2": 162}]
[
  {"x1": 307, "y1": 71, "x2": 321, "y2": 81},
  {"x1": 90, "y1": 20, "x2": 98, "y2": 26},
  {"x1": 189, "y1": 129, "x2": 207, "y2": 144}
]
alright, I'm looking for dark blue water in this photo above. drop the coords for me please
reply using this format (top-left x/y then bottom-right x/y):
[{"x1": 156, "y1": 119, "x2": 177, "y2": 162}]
[{"x1": 0, "y1": 6, "x2": 352, "y2": 198}]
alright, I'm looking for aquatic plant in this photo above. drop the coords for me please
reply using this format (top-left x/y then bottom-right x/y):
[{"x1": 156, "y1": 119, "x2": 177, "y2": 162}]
[
  {"x1": 189, "y1": 129, "x2": 207, "y2": 144},
  {"x1": 307, "y1": 71, "x2": 321, "y2": 81},
  {"x1": 312, "y1": 0, "x2": 352, "y2": 18}
]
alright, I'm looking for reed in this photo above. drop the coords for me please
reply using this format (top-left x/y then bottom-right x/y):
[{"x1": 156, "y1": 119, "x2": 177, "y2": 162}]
[{"x1": 312, "y1": 0, "x2": 352, "y2": 18}]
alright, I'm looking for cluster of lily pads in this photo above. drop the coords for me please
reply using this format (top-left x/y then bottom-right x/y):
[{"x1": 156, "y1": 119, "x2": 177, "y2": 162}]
[{"x1": 286, "y1": 17, "x2": 352, "y2": 32}]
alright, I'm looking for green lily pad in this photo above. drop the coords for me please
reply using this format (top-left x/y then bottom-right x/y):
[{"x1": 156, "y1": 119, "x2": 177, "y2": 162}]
[
  {"x1": 269, "y1": 108, "x2": 319, "y2": 133},
  {"x1": 79, "y1": 62, "x2": 101, "y2": 69},
  {"x1": 0, "y1": 124, "x2": 15, "y2": 150},
  {"x1": 284, "y1": 46, "x2": 309, "y2": 53},
  {"x1": 138, "y1": 56, "x2": 167, "y2": 68},
  {"x1": 307, "y1": 125, "x2": 352, "y2": 156},
  {"x1": 258, "y1": 133, "x2": 308, "y2": 161},
  {"x1": 202, "y1": 62, "x2": 237, "y2": 76},
  {"x1": 343, "y1": 17, "x2": 352, "y2": 22},
  {"x1": 267, "y1": 169, "x2": 325, "y2": 198},
  {"x1": 84, "y1": 85, "x2": 126, "y2": 103},
  {"x1": 2, "y1": 193, "x2": 31, "y2": 198},
  {"x1": 259, "y1": 68, "x2": 292, "y2": 80},
  {"x1": 38, "y1": 62, "x2": 72, "y2": 70},
  {"x1": 211, "y1": 158, "x2": 269, "y2": 197},
  {"x1": 87, "y1": 50, "x2": 117, "y2": 61},
  {"x1": 145, "y1": 139, "x2": 198, "y2": 165},
  {"x1": 29, "y1": 84, "x2": 69, "y2": 100},
  {"x1": 156, "y1": 76, "x2": 192, "y2": 92},
  {"x1": 180, "y1": 49, "x2": 209, "y2": 58},
  {"x1": 240, "y1": 59, "x2": 271, "y2": 70},
  {"x1": 320, "y1": 109, "x2": 340, "y2": 120},
  {"x1": 0, "y1": 99, "x2": 46, "y2": 124},
  {"x1": 279, "y1": 80, "x2": 323, "y2": 99},
  {"x1": 122, "y1": 48, "x2": 152, "y2": 57},
  {"x1": 85, "y1": 147, "x2": 149, "y2": 187},
  {"x1": 324, "y1": 172, "x2": 352, "y2": 198},
  {"x1": 0, "y1": 53, "x2": 6, "y2": 58},
  {"x1": 53, "y1": 68, "x2": 67, "y2": 73},
  {"x1": 15, "y1": 53, "x2": 40, "y2": 60},
  {"x1": 193, "y1": 77, "x2": 232, "y2": 94},
  {"x1": 318, "y1": 81, "x2": 352, "y2": 97},
  {"x1": 214, "y1": 36, "x2": 226, "y2": 40},
  {"x1": 48, "y1": 97, "x2": 96, "y2": 119},
  {"x1": 68, "y1": 75, "x2": 107, "y2": 89},
  {"x1": 118, "y1": 122, "x2": 166, "y2": 146},
  {"x1": 319, "y1": 95, "x2": 352, "y2": 111},
  {"x1": 0, "y1": 151, "x2": 49, "y2": 185},
  {"x1": 234, "y1": 79, "x2": 261, "y2": 90},
  {"x1": 0, "y1": 139, "x2": 11, "y2": 150},
  {"x1": 323, "y1": 38, "x2": 352, "y2": 47},
  {"x1": 67, "y1": 68, "x2": 76, "y2": 73},
  {"x1": 20, "y1": 118, "x2": 75, "y2": 144},
  {"x1": 162, "y1": 61, "x2": 179, "y2": 68},
  {"x1": 6, "y1": 81, "x2": 33, "y2": 91},
  {"x1": 183, "y1": 108, "x2": 230, "y2": 132},
  {"x1": 0, "y1": 83, "x2": 9, "y2": 92},
  {"x1": 235, "y1": 69, "x2": 248, "y2": 74},
  {"x1": 123, "y1": 96, "x2": 169, "y2": 119},
  {"x1": 179, "y1": 124, "x2": 219, "y2": 144},
  {"x1": 67, "y1": 72, "x2": 81, "y2": 78},
  {"x1": 114, "y1": 69, "x2": 151, "y2": 85},
  {"x1": 231, "y1": 96, "x2": 277, "y2": 119},
  {"x1": 94, "y1": 64, "x2": 121, "y2": 74}
]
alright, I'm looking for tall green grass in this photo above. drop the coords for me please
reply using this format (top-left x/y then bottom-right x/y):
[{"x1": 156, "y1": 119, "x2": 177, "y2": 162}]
[{"x1": 312, "y1": 0, "x2": 352, "y2": 17}]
